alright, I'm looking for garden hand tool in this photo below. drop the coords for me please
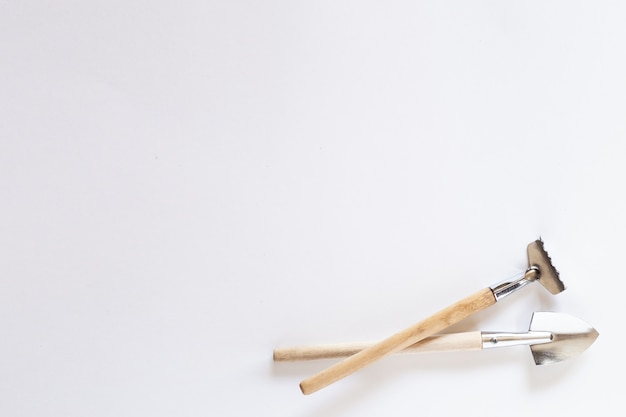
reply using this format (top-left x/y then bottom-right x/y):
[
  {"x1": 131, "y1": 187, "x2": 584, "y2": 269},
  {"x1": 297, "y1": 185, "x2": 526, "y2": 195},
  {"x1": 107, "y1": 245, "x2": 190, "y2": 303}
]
[
  {"x1": 300, "y1": 239, "x2": 565, "y2": 394},
  {"x1": 275, "y1": 312, "x2": 598, "y2": 365}
]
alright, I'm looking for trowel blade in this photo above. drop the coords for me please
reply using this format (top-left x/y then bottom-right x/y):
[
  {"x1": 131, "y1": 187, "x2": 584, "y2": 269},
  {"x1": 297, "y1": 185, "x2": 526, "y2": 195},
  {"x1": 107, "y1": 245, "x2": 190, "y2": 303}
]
[{"x1": 529, "y1": 312, "x2": 599, "y2": 365}]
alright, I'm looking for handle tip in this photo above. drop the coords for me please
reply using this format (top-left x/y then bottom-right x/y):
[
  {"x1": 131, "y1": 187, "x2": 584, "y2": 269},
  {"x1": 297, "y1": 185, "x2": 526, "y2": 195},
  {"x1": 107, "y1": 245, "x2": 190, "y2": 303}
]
[{"x1": 299, "y1": 381, "x2": 312, "y2": 395}]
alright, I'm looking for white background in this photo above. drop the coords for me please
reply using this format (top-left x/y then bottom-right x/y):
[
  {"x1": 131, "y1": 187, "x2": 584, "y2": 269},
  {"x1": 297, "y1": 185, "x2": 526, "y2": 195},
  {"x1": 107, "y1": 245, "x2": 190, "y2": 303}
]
[{"x1": 1, "y1": 1, "x2": 623, "y2": 416}]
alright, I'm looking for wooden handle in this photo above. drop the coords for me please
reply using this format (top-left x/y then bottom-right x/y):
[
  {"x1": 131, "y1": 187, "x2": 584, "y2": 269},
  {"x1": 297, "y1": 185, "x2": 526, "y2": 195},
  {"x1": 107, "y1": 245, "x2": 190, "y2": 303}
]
[
  {"x1": 274, "y1": 331, "x2": 483, "y2": 361},
  {"x1": 299, "y1": 287, "x2": 496, "y2": 395}
]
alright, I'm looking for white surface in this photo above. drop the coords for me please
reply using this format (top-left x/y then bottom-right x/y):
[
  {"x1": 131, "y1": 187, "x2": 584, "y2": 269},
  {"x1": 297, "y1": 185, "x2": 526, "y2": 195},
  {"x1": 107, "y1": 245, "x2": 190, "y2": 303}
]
[{"x1": 0, "y1": 1, "x2": 623, "y2": 415}]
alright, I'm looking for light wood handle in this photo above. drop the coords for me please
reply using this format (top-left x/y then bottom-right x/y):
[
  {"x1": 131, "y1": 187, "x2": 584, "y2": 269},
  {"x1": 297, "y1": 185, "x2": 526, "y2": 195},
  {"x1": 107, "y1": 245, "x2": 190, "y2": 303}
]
[
  {"x1": 299, "y1": 287, "x2": 496, "y2": 395},
  {"x1": 274, "y1": 331, "x2": 483, "y2": 361}
]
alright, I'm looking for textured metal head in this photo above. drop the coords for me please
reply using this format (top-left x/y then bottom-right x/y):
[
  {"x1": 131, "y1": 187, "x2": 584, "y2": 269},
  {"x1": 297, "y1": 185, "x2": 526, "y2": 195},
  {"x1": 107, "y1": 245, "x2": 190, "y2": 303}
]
[
  {"x1": 529, "y1": 312, "x2": 599, "y2": 365},
  {"x1": 527, "y1": 239, "x2": 566, "y2": 295}
]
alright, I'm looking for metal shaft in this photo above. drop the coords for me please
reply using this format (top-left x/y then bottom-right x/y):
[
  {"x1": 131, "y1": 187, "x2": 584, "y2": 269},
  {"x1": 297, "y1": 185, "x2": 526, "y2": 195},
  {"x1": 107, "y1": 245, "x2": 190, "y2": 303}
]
[
  {"x1": 481, "y1": 331, "x2": 552, "y2": 349},
  {"x1": 490, "y1": 267, "x2": 539, "y2": 301}
]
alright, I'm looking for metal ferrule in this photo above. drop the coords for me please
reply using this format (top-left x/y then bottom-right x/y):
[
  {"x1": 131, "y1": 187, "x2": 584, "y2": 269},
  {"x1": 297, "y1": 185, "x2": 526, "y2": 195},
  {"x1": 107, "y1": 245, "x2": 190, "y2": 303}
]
[
  {"x1": 490, "y1": 267, "x2": 539, "y2": 302},
  {"x1": 481, "y1": 331, "x2": 553, "y2": 349}
]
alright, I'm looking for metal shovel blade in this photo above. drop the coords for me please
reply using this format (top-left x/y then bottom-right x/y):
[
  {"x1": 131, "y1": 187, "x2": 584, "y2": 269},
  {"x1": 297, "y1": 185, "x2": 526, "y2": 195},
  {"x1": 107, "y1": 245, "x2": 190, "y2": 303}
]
[{"x1": 529, "y1": 312, "x2": 599, "y2": 365}]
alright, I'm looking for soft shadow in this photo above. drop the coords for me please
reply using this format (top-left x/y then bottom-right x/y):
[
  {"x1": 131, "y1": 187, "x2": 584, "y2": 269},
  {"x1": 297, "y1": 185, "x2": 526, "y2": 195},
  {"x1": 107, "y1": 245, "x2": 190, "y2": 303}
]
[
  {"x1": 269, "y1": 347, "x2": 532, "y2": 417},
  {"x1": 271, "y1": 357, "x2": 339, "y2": 379},
  {"x1": 526, "y1": 359, "x2": 584, "y2": 392},
  {"x1": 270, "y1": 356, "x2": 390, "y2": 417}
]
